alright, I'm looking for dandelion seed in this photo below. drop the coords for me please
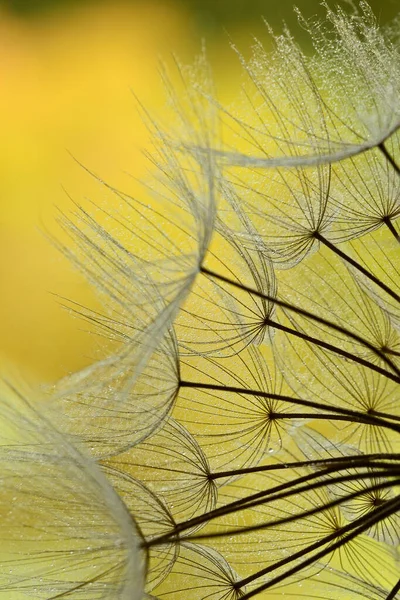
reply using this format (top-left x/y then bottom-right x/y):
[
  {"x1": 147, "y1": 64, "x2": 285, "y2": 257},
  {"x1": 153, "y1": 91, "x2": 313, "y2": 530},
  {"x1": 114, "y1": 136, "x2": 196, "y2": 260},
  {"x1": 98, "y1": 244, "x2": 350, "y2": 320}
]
[
  {"x1": 177, "y1": 345, "x2": 295, "y2": 472},
  {"x1": 173, "y1": 216, "x2": 277, "y2": 356},
  {"x1": 0, "y1": 379, "x2": 146, "y2": 599},
  {"x1": 328, "y1": 133, "x2": 400, "y2": 242},
  {"x1": 224, "y1": 164, "x2": 334, "y2": 268},
  {"x1": 103, "y1": 417, "x2": 217, "y2": 524},
  {"x1": 52, "y1": 317, "x2": 181, "y2": 457},
  {"x1": 101, "y1": 469, "x2": 178, "y2": 592},
  {"x1": 208, "y1": 1, "x2": 400, "y2": 169}
]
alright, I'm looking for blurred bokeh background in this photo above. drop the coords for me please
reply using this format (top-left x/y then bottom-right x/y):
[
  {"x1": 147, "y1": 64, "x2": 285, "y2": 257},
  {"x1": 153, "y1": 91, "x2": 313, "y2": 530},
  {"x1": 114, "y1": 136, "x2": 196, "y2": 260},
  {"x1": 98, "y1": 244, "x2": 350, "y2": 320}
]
[{"x1": 0, "y1": 0, "x2": 398, "y2": 384}]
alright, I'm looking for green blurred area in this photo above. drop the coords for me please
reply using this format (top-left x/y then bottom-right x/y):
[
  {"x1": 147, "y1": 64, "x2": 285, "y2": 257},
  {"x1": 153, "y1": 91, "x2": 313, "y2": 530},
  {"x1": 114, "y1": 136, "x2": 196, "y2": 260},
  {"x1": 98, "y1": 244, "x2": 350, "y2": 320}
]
[{"x1": 2, "y1": 0, "x2": 399, "y2": 33}]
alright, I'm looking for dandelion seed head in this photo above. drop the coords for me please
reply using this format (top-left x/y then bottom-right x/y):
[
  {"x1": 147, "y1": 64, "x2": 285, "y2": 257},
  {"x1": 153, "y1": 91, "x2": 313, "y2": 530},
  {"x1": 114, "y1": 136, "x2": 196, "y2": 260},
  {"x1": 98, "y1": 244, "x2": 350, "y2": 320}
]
[
  {"x1": 7, "y1": 2, "x2": 400, "y2": 599},
  {"x1": 52, "y1": 321, "x2": 181, "y2": 458}
]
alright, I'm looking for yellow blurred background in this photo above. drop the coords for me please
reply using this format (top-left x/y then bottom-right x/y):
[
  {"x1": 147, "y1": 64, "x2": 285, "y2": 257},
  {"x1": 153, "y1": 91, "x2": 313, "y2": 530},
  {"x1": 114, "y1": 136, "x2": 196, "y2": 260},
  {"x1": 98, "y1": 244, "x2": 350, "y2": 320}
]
[{"x1": 0, "y1": 0, "x2": 397, "y2": 384}]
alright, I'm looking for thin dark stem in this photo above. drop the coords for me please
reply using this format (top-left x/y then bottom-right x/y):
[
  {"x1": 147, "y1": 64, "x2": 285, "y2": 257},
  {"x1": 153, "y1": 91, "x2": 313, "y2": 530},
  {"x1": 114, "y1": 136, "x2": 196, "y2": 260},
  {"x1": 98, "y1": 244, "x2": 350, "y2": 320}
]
[
  {"x1": 370, "y1": 409, "x2": 400, "y2": 423},
  {"x1": 200, "y1": 266, "x2": 400, "y2": 380},
  {"x1": 314, "y1": 231, "x2": 400, "y2": 305},
  {"x1": 268, "y1": 317, "x2": 397, "y2": 381},
  {"x1": 179, "y1": 380, "x2": 400, "y2": 435},
  {"x1": 382, "y1": 215, "x2": 400, "y2": 243},
  {"x1": 383, "y1": 346, "x2": 400, "y2": 356},
  {"x1": 378, "y1": 141, "x2": 400, "y2": 176},
  {"x1": 386, "y1": 578, "x2": 400, "y2": 600},
  {"x1": 209, "y1": 452, "x2": 400, "y2": 481},
  {"x1": 260, "y1": 412, "x2": 392, "y2": 425}
]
